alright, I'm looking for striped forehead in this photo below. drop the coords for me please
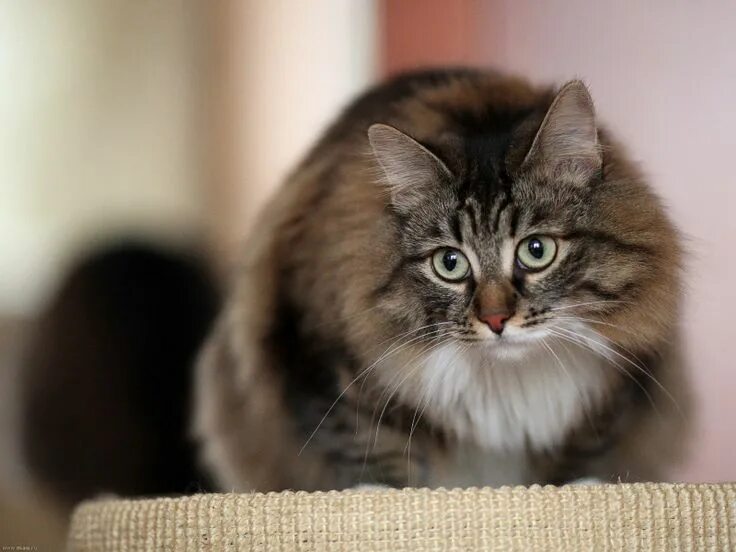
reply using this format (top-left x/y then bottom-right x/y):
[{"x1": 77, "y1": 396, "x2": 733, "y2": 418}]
[{"x1": 457, "y1": 193, "x2": 519, "y2": 279}]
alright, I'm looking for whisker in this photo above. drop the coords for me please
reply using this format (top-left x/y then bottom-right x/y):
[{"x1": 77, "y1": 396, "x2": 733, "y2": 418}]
[
  {"x1": 360, "y1": 335, "x2": 452, "y2": 480},
  {"x1": 299, "y1": 324, "x2": 450, "y2": 455},
  {"x1": 404, "y1": 343, "x2": 458, "y2": 449},
  {"x1": 549, "y1": 300, "x2": 632, "y2": 312},
  {"x1": 553, "y1": 314, "x2": 673, "y2": 347},
  {"x1": 404, "y1": 341, "x2": 470, "y2": 485},
  {"x1": 376, "y1": 321, "x2": 456, "y2": 343},
  {"x1": 553, "y1": 315, "x2": 639, "y2": 336},
  {"x1": 540, "y1": 337, "x2": 598, "y2": 437},
  {"x1": 372, "y1": 336, "x2": 455, "y2": 449},
  {"x1": 552, "y1": 325, "x2": 680, "y2": 414},
  {"x1": 358, "y1": 335, "x2": 451, "y2": 467},
  {"x1": 406, "y1": 341, "x2": 470, "y2": 485},
  {"x1": 546, "y1": 327, "x2": 662, "y2": 417},
  {"x1": 354, "y1": 323, "x2": 453, "y2": 430},
  {"x1": 404, "y1": 388, "x2": 427, "y2": 487},
  {"x1": 556, "y1": 319, "x2": 648, "y2": 367}
]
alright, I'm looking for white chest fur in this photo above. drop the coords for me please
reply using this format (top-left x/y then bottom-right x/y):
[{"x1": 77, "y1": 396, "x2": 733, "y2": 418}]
[{"x1": 417, "y1": 340, "x2": 608, "y2": 454}]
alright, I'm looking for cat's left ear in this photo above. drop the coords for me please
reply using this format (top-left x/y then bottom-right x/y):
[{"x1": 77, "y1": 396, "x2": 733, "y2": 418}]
[
  {"x1": 521, "y1": 80, "x2": 601, "y2": 182},
  {"x1": 368, "y1": 123, "x2": 452, "y2": 213}
]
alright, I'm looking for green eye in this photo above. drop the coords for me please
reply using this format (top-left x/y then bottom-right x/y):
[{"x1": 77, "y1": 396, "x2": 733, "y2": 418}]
[
  {"x1": 516, "y1": 235, "x2": 558, "y2": 271},
  {"x1": 431, "y1": 248, "x2": 470, "y2": 282}
]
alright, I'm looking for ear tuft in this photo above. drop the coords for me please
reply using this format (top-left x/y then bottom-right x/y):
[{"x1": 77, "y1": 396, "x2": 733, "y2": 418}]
[
  {"x1": 521, "y1": 80, "x2": 601, "y2": 182},
  {"x1": 368, "y1": 123, "x2": 451, "y2": 213}
]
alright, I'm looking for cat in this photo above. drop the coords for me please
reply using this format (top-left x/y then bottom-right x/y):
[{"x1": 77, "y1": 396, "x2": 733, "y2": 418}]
[{"x1": 194, "y1": 69, "x2": 689, "y2": 492}]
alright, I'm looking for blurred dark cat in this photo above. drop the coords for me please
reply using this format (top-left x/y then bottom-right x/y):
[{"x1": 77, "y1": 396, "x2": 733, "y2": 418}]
[
  {"x1": 21, "y1": 241, "x2": 219, "y2": 509},
  {"x1": 195, "y1": 69, "x2": 689, "y2": 491}
]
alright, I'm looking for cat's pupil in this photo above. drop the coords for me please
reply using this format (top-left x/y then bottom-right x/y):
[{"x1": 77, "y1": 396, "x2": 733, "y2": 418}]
[
  {"x1": 443, "y1": 251, "x2": 458, "y2": 271},
  {"x1": 528, "y1": 238, "x2": 544, "y2": 259}
]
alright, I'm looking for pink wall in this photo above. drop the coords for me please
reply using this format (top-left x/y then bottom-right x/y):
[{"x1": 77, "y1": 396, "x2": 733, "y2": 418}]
[
  {"x1": 478, "y1": 1, "x2": 736, "y2": 482},
  {"x1": 381, "y1": 0, "x2": 485, "y2": 75}
]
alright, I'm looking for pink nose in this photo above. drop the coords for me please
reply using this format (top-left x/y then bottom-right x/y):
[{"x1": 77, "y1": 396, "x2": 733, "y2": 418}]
[{"x1": 480, "y1": 313, "x2": 510, "y2": 335}]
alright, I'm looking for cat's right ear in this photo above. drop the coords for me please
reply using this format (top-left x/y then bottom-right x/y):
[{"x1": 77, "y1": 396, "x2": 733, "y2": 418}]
[{"x1": 368, "y1": 123, "x2": 451, "y2": 213}]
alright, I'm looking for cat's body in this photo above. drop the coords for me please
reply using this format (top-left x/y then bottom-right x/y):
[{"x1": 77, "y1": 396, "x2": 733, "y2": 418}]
[{"x1": 195, "y1": 69, "x2": 688, "y2": 491}]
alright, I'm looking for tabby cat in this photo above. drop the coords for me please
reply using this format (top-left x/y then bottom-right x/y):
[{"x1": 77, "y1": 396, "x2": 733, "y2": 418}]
[{"x1": 195, "y1": 69, "x2": 688, "y2": 491}]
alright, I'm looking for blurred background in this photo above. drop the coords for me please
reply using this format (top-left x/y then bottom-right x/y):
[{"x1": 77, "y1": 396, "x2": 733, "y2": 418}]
[{"x1": 1, "y1": 0, "x2": 735, "y2": 546}]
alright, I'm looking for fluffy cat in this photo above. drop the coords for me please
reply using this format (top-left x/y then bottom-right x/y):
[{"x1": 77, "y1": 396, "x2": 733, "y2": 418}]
[{"x1": 195, "y1": 69, "x2": 689, "y2": 491}]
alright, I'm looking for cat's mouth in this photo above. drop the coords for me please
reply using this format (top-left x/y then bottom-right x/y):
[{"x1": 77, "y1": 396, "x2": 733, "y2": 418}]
[
  {"x1": 454, "y1": 319, "x2": 552, "y2": 351},
  {"x1": 462, "y1": 326, "x2": 546, "y2": 361},
  {"x1": 469, "y1": 315, "x2": 549, "y2": 342}
]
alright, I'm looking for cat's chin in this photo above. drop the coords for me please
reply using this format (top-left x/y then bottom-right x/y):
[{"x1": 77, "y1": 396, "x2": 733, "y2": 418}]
[
  {"x1": 476, "y1": 334, "x2": 539, "y2": 361},
  {"x1": 469, "y1": 326, "x2": 554, "y2": 361},
  {"x1": 489, "y1": 343, "x2": 530, "y2": 361}
]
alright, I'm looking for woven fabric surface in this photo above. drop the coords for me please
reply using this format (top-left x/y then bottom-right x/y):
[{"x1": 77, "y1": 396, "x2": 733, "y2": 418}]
[{"x1": 68, "y1": 483, "x2": 736, "y2": 551}]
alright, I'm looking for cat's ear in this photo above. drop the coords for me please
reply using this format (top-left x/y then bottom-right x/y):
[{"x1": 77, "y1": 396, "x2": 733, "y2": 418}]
[
  {"x1": 368, "y1": 123, "x2": 452, "y2": 213},
  {"x1": 521, "y1": 80, "x2": 601, "y2": 182}
]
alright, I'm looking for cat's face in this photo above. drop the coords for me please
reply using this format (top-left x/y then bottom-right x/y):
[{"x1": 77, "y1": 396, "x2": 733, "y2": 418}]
[
  {"x1": 393, "y1": 173, "x2": 611, "y2": 351},
  {"x1": 369, "y1": 81, "x2": 676, "y2": 357}
]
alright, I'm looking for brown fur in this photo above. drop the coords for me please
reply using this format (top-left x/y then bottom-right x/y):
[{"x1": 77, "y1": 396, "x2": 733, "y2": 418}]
[{"x1": 194, "y1": 69, "x2": 689, "y2": 491}]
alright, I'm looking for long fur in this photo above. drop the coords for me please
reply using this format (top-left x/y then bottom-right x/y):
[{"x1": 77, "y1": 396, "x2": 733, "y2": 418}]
[{"x1": 194, "y1": 69, "x2": 689, "y2": 491}]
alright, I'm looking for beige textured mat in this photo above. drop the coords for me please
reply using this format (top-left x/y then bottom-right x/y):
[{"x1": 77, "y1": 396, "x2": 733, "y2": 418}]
[{"x1": 68, "y1": 483, "x2": 736, "y2": 551}]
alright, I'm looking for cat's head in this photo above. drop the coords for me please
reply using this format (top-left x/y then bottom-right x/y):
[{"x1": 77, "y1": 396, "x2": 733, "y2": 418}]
[{"x1": 368, "y1": 80, "x2": 680, "y2": 357}]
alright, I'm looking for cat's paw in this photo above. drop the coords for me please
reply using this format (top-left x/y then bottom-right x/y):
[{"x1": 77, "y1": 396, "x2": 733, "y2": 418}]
[
  {"x1": 567, "y1": 477, "x2": 605, "y2": 486},
  {"x1": 352, "y1": 484, "x2": 391, "y2": 491}
]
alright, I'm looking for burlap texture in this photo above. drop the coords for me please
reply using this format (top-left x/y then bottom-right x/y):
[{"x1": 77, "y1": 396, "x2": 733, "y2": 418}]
[{"x1": 68, "y1": 483, "x2": 736, "y2": 551}]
